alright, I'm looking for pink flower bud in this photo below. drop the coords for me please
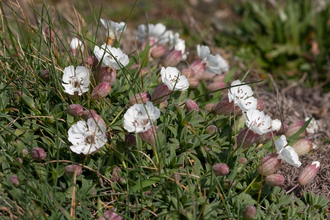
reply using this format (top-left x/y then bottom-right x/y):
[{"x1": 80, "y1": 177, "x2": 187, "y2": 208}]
[
  {"x1": 181, "y1": 68, "x2": 195, "y2": 79},
  {"x1": 243, "y1": 205, "x2": 256, "y2": 219},
  {"x1": 260, "y1": 130, "x2": 277, "y2": 143},
  {"x1": 138, "y1": 125, "x2": 157, "y2": 146},
  {"x1": 212, "y1": 163, "x2": 229, "y2": 176},
  {"x1": 45, "y1": 27, "x2": 55, "y2": 42},
  {"x1": 82, "y1": 109, "x2": 97, "y2": 120},
  {"x1": 277, "y1": 123, "x2": 289, "y2": 135},
  {"x1": 22, "y1": 149, "x2": 28, "y2": 156},
  {"x1": 151, "y1": 83, "x2": 172, "y2": 104},
  {"x1": 188, "y1": 78, "x2": 200, "y2": 88},
  {"x1": 257, "y1": 99, "x2": 265, "y2": 111},
  {"x1": 139, "y1": 67, "x2": 149, "y2": 76},
  {"x1": 257, "y1": 153, "x2": 282, "y2": 176},
  {"x1": 201, "y1": 73, "x2": 216, "y2": 81},
  {"x1": 145, "y1": 191, "x2": 152, "y2": 196},
  {"x1": 66, "y1": 104, "x2": 84, "y2": 117},
  {"x1": 204, "y1": 103, "x2": 217, "y2": 112},
  {"x1": 98, "y1": 210, "x2": 122, "y2": 220},
  {"x1": 292, "y1": 138, "x2": 313, "y2": 156},
  {"x1": 265, "y1": 174, "x2": 285, "y2": 187},
  {"x1": 129, "y1": 92, "x2": 151, "y2": 106},
  {"x1": 10, "y1": 175, "x2": 19, "y2": 187},
  {"x1": 205, "y1": 125, "x2": 217, "y2": 134},
  {"x1": 298, "y1": 161, "x2": 320, "y2": 186},
  {"x1": 213, "y1": 74, "x2": 226, "y2": 82},
  {"x1": 185, "y1": 99, "x2": 199, "y2": 112},
  {"x1": 65, "y1": 165, "x2": 83, "y2": 177},
  {"x1": 286, "y1": 121, "x2": 307, "y2": 138},
  {"x1": 211, "y1": 97, "x2": 241, "y2": 115},
  {"x1": 84, "y1": 56, "x2": 99, "y2": 69},
  {"x1": 125, "y1": 134, "x2": 137, "y2": 147},
  {"x1": 31, "y1": 147, "x2": 47, "y2": 161},
  {"x1": 163, "y1": 49, "x2": 182, "y2": 67},
  {"x1": 111, "y1": 166, "x2": 121, "y2": 182},
  {"x1": 207, "y1": 81, "x2": 226, "y2": 92},
  {"x1": 16, "y1": 157, "x2": 23, "y2": 164},
  {"x1": 40, "y1": 69, "x2": 50, "y2": 82},
  {"x1": 97, "y1": 67, "x2": 116, "y2": 86},
  {"x1": 237, "y1": 127, "x2": 261, "y2": 149},
  {"x1": 190, "y1": 60, "x2": 205, "y2": 80},
  {"x1": 172, "y1": 173, "x2": 181, "y2": 183},
  {"x1": 223, "y1": 179, "x2": 235, "y2": 189},
  {"x1": 141, "y1": 38, "x2": 156, "y2": 51},
  {"x1": 238, "y1": 157, "x2": 247, "y2": 164},
  {"x1": 151, "y1": 45, "x2": 166, "y2": 58},
  {"x1": 91, "y1": 82, "x2": 111, "y2": 100}
]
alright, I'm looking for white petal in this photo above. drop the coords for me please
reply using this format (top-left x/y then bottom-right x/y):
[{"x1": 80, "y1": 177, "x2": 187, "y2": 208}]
[
  {"x1": 272, "y1": 119, "x2": 282, "y2": 131},
  {"x1": 237, "y1": 96, "x2": 257, "y2": 112},
  {"x1": 197, "y1": 45, "x2": 210, "y2": 59},
  {"x1": 275, "y1": 135, "x2": 287, "y2": 153},
  {"x1": 279, "y1": 146, "x2": 301, "y2": 167}
]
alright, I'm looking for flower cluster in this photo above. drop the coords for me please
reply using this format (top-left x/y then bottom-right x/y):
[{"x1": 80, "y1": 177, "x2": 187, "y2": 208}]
[
  {"x1": 197, "y1": 45, "x2": 229, "y2": 74},
  {"x1": 56, "y1": 19, "x2": 319, "y2": 205}
]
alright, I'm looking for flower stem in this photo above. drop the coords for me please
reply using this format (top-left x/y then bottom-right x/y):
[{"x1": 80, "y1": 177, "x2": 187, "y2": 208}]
[
  {"x1": 151, "y1": 144, "x2": 159, "y2": 165},
  {"x1": 286, "y1": 184, "x2": 299, "y2": 194},
  {"x1": 243, "y1": 173, "x2": 259, "y2": 193}
]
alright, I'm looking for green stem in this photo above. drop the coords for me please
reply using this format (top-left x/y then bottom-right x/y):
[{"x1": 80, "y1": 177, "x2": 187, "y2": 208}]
[{"x1": 243, "y1": 174, "x2": 259, "y2": 193}]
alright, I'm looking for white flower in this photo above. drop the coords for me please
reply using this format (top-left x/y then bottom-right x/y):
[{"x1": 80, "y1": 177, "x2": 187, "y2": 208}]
[
  {"x1": 62, "y1": 66, "x2": 90, "y2": 96},
  {"x1": 136, "y1": 23, "x2": 169, "y2": 44},
  {"x1": 305, "y1": 117, "x2": 318, "y2": 134},
  {"x1": 70, "y1": 37, "x2": 83, "y2": 50},
  {"x1": 68, "y1": 118, "x2": 107, "y2": 155},
  {"x1": 124, "y1": 101, "x2": 160, "y2": 133},
  {"x1": 94, "y1": 44, "x2": 129, "y2": 70},
  {"x1": 197, "y1": 45, "x2": 210, "y2": 60},
  {"x1": 100, "y1": 18, "x2": 126, "y2": 39},
  {"x1": 275, "y1": 135, "x2": 301, "y2": 167},
  {"x1": 161, "y1": 67, "x2": 189, "y2": 91},
  {"x1": 167, "y1": 31, "x2": 187, "y2": 60},
  {"x1": 228, "y1": 80, "x2": 257, "y2": 111},
  {"x1": 197, "y1": 45, "x2": 229, "y2": 74},
  {"x1": 244, "y1": 109, "x2": 272, "y2": 135},
  {"x1": 272, "y1": 119, "x2": 282, "y2": 131}
]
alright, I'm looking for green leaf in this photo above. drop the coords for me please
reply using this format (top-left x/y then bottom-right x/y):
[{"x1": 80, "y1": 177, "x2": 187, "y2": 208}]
[
  {"x1": 130, "y1": 176, "x2": 164, "y2": 192},
  {"x1": 223, "y1": 67, "x2": 237, "y2": 84}
]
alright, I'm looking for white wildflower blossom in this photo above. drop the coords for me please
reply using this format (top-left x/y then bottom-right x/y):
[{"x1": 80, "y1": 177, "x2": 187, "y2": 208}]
[
  {"x1": 70, "y1": 37, "x2": 83, "y2": 50},
  {"x1": 275, "y1": 135, "x2": 302, "y2": 167},
  {"x1": 62, "y1": 66, "x2": 89, "y2": 96},
  {"x1": 228, "y1": 80, "x2": 257, "y2": 111},
  {"x1": 305, "y1": 117, "x2": 318, "y2": 134},
  {"x1": 167, "y1": 31, "x2": 187, "y2": 60},
  {"x1": 197, "y1": 45, "x2": 229, "y2": 74},
  {"x1": 124, "y1": 101, "x2": 160, "y2": 133},
  {"x1": 100, "y1": 18, "x2": 126, "y2": 39},
  {"x1": 94, "y1": 44, "x2": 129, "y2": 70},
  {"x1": 161, "y1": 67, "x2": 189, "y2": 91},
  {"x1": 272, "y1": 119, "x2": 282, "y2": 131},
  {"x1": 136, "y1": 23, "x2": 169, "y2": 44},
  {"x1": 244, "y1": 109, "x2": 272, "y2": 135},
  {"x1": 68, "y1": 118, "x2": 107, "y2": 155}
]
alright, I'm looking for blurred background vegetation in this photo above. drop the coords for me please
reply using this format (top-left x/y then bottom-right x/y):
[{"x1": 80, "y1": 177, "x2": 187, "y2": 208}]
[{"x1": 11, "y1": 0, "x2": 330, "y2": 92}]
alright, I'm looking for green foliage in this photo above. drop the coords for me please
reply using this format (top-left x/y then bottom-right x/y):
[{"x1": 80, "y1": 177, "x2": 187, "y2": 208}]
[{"x1": 218, "y1": 0, "x2": 330, "y2": 89}]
